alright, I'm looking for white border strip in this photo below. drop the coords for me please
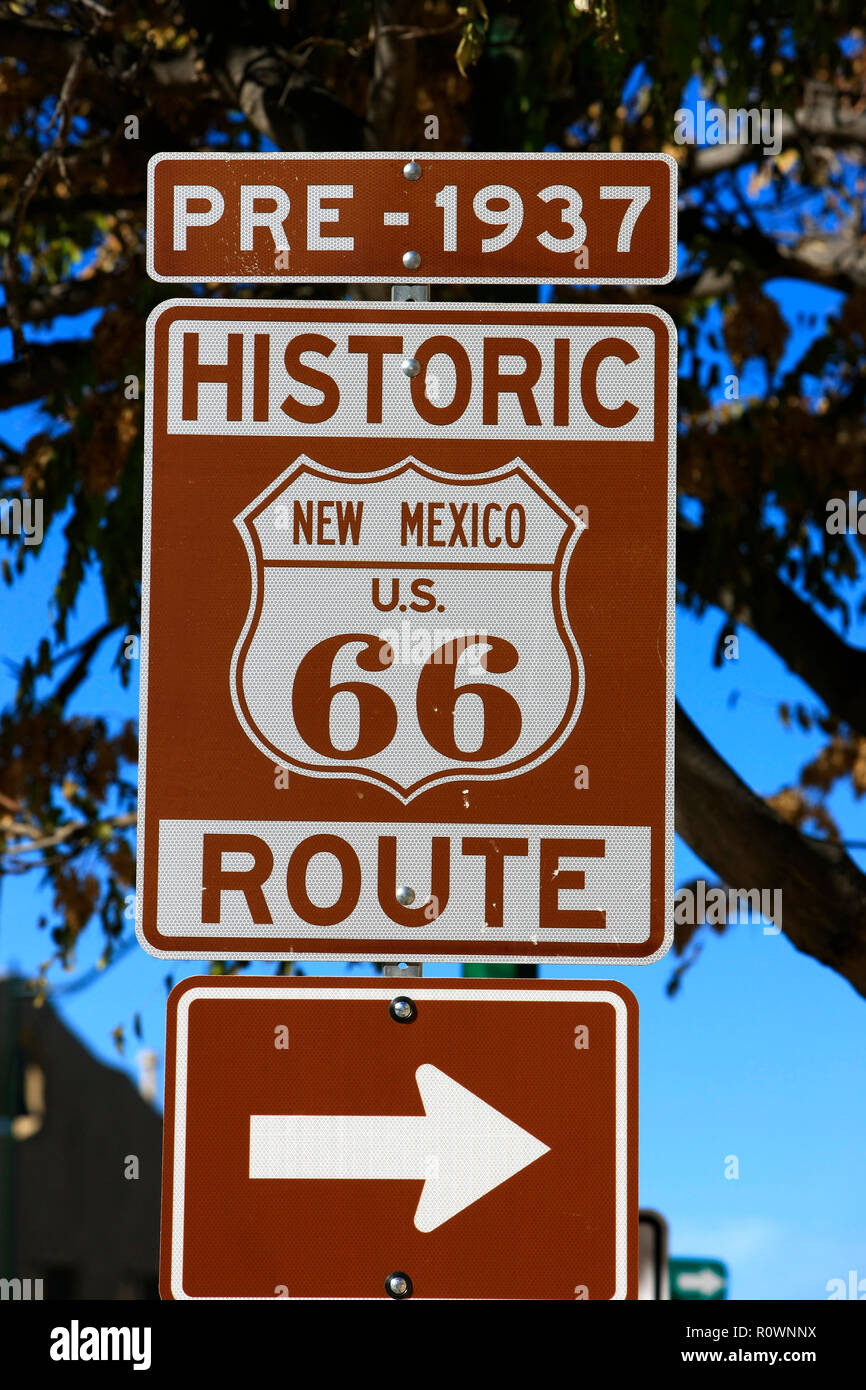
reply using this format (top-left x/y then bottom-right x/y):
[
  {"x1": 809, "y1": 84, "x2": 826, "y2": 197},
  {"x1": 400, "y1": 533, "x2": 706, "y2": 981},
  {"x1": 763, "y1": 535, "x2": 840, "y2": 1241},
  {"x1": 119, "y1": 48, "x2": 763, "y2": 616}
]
[{"x1": 168, "y1": 984, "x2": 632, "y2": 1300}]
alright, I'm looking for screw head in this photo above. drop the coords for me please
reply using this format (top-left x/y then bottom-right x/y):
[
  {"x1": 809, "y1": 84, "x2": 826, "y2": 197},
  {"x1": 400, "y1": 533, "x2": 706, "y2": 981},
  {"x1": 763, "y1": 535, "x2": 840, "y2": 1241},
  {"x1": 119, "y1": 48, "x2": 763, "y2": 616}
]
[
  {"x1": 389, "y1": 996, "x2": 417, "y2": 1024},
  {"x1": 396, "y1": 884, "x2": 416, "y2": 904},
  {"x1": 403, "y1": 160, "x2": 422, "y2": 181},
  {"x1": 386, "y1": 1271, "x2": 413, "y2": 1299},
  {"x1": 401, "y1": 358, "x2": 421, "y2": 379},
  {"x1": 402, "y1": 249, "x2": 422, "y2": 271}
]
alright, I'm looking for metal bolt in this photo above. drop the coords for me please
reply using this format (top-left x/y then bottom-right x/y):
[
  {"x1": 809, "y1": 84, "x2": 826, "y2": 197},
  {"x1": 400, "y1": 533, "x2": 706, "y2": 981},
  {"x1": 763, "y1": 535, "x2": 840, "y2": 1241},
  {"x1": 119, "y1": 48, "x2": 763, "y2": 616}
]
[
  {"x1": 402, "y1": 249, "x2": 422, "y2": 271},
  {"x1": 401, "y1": 359, "x2": 421, "y2": 379},
  {"x1": 396, "y1": 884, "x2": 416, "y2": 904},
  {"x1": 403, "y1": 160, "x2": 422, "y2": 182},
  {"x1": 386, "y1": 1271, "x2": 413, "y2": 1299},
  {"x1": 389, "y1": 996, "x2": 417, "y2": 1024}
]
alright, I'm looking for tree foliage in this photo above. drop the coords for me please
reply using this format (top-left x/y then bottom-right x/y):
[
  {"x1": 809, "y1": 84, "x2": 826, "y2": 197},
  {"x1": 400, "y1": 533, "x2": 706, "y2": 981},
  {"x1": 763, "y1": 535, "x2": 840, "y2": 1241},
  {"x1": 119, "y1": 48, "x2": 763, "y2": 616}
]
[{"x1": 2, "y1": 0, "x2": 866, "y2": 997}]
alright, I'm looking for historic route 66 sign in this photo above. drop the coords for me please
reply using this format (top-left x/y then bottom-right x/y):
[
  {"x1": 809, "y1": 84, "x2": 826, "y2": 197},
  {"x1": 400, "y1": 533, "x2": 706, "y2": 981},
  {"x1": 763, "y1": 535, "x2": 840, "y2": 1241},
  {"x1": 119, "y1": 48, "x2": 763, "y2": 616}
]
[
  {"x1": 232, "y1": 456, "x2": 584, "y2": 800},
  {"x1": 139, "y1": 299, "x2": 674, "y2": 964}
]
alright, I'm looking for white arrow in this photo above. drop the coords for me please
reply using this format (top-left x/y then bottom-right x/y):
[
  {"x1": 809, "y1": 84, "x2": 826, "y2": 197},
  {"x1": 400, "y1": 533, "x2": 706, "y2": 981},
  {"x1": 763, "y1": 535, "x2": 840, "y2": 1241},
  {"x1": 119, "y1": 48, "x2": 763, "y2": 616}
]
[
  {"x1": 677, "y1": 1268, "x2": 725, "y2": 1297},
  {"x1": 249, "y1": 1062, "x2": 550, "y2": 1232}
]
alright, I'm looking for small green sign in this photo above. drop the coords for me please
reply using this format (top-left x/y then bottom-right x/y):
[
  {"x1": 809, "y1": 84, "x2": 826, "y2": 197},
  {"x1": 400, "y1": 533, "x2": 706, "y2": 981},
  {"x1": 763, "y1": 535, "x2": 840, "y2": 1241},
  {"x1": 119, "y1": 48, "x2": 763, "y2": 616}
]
[
  {"x1": 670, "y1": 1257, "x2": 728, "y2": 1300},
  {"x1": 462, "y1": 964, "x2": 537, "y2": 978}
]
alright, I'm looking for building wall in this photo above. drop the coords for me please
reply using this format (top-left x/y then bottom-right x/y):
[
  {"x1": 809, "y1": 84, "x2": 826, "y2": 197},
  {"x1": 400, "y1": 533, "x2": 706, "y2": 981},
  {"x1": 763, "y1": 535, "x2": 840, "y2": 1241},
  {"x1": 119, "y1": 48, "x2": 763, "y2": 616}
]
[{"x1": 0, "y1": 978, "x2": 162, "y2": 1299}]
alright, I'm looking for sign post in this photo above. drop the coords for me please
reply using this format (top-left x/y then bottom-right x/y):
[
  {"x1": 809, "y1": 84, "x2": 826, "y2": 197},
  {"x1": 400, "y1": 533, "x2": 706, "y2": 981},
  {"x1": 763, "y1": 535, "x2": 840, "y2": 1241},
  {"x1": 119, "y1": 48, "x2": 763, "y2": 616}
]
[{"x1": 639, "y1": 1209, "x2": 671, "y2": 1300}]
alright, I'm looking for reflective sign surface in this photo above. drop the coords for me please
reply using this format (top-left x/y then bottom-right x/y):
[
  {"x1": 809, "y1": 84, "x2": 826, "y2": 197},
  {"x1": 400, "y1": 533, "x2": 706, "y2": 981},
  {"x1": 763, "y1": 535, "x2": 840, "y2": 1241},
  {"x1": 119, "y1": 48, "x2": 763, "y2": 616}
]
[
  {"x1": 138, "y1": 301, "x2": 674, "y2": 963},
  {"x1": 160, "y1": 977, "x2": 638, "y2": 1300}
]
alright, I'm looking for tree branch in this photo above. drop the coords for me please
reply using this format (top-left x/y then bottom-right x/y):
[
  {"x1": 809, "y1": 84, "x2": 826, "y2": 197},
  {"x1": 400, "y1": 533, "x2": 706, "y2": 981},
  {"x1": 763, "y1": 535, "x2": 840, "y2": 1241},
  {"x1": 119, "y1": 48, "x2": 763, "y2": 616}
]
[
  {"x1": 684, "y1": 81, "x2": 866, "y2": 184},
  {"x1": 0, "y1": 18, "x2": 83, "y2": 68},
  {"x1": 367, "y1": 1, "x2": 421, "y2": 149},
  {"x1": 676, "y1": 701, "x2": 866, "y2": 998},
  {"x1": 212, "y1": 42, "x2": 365, "y2": 149},
  {"x1": 677, "y1": 206, "x2": 866, "y2": 296},
  {"x1": 2, "y1": 810, "x2": 137, "y2": 859},
  {"x1": 0, "y1": 192, "x2": 146, "y2": 229},
  {"x1": 1, "y1": 45, "x2": 87, "y2": 360},
  {"x1": 0, "y1": 268, "x2": 135, "y2": 330},
  {"x1": 0, "y1": 340, "x2": 90, "y2": 408},
  {"x1": 678, "y1": 524, "x2": 866, "y2": 734},
  {"x1": 49, "y1": 620, "x2": 126, "y2": 709}
]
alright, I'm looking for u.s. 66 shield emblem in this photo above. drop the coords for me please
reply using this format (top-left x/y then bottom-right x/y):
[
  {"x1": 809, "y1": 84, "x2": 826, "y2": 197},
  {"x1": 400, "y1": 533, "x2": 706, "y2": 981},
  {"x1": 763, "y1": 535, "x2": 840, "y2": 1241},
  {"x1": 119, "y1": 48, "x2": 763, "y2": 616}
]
[{"x1": 231, "y1": 456, "x2": 585, "y2": 802}]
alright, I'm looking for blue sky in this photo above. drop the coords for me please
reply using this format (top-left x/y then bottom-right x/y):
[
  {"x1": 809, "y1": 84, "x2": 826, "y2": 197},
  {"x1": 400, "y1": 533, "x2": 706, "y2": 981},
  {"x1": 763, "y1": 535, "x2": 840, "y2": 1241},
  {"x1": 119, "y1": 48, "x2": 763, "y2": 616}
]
[{"x1": 1, "y1": 268, "x2": 865, "y2": 1301}]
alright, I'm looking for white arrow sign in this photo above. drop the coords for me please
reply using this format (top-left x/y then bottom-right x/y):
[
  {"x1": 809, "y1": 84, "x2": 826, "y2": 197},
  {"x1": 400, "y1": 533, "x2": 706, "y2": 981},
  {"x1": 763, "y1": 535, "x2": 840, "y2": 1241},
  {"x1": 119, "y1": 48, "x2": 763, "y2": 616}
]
[
  {"x1": 676, "y1": 1268, "x2": 726, "y2": 1297},
  {"x1": 249, "y1": 1062, "x2": 550, "y2": 1232}
]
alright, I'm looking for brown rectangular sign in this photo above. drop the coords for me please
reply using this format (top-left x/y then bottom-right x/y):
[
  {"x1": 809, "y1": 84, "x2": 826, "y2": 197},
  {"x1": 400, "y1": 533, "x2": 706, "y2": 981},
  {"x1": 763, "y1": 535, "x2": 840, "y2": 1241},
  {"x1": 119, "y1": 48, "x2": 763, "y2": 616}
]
[
  {"x1": 147, "y1": 151, "x2": 676, "y2": 284},
  {"x1": 160, "y1": 976, "x2": 638, "y2": 1300},
  {"x1": 138, "y1": 300, "x2": 674, "y2": 964}
]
